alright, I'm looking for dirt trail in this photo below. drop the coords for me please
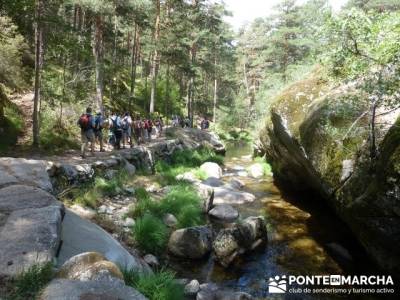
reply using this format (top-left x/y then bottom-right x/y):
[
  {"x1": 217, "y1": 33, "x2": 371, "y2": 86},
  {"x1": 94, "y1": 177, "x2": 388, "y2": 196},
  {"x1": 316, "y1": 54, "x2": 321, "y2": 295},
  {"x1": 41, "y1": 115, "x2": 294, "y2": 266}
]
[{"x1": 9, "y1": 92, "x2": 34, "y2": 145}]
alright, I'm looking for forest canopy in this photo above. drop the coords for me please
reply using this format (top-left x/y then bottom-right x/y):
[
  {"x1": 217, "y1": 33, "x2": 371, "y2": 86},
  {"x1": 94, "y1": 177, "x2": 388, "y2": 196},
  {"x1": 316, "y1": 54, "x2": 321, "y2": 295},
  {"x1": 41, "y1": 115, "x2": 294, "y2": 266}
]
[{"x1": 0, "y1": 0, "x2": 399, "y2": 149}]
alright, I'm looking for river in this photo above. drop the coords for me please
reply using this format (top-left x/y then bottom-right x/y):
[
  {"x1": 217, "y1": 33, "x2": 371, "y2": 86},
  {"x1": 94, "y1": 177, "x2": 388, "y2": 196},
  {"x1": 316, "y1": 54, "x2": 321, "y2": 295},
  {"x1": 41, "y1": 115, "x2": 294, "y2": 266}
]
[{"x1": 168, "y1": 142, "x2": 381, "y2": 299}]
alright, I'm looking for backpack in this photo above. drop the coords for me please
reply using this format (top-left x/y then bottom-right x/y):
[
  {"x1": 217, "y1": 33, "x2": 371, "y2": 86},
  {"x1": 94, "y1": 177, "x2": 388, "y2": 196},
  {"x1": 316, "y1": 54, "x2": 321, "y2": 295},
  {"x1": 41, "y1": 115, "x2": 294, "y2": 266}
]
[
  {"x1": 121, "y1": 117, "x2": 129, "y2": 130},
  {"x1": 78, "y1": 114, "x2": 91, "y2": 130},
  {"x1": 95, "y1": 116, "x2": 104, "y2": 130},
  {"x1": 111, "y1": 116, "x2": 121, "y2": 131}
]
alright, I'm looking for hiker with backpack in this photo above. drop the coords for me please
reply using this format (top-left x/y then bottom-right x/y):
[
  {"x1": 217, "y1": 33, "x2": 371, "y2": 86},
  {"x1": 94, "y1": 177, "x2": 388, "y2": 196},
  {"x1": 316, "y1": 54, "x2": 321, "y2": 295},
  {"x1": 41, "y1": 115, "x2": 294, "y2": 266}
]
[
  {"x1": 146, "y1": 118, "x2": 153, "y2": 141},
  {"x1": 133, "y1": 116, "x2": 143, "y2": 145},
  {"x1": 77, "y1": 107, "x2": 96, "y2": 158},
  {"x1": 110, "y1": 112, "x2": 123, "y2": 150},
  {"x1": 121, "y1": 112, "x2": 133, "y2": 148},
  {"x1": 94, "y1": 112, "x2": 105, "y2": 152}
]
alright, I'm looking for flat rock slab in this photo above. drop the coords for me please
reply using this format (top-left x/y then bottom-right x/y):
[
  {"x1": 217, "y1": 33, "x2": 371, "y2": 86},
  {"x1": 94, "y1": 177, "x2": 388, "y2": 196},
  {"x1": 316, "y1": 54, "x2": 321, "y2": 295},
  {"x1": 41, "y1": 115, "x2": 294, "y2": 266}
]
[
  {"x1": 213, "y1": 187, "x2": 256, "y2": 205},
  {"x1": 58, "y1": 210, "x2": 151, "y2": 274},
  {"x1": 0, "y1": 185, "x2": 59, "y2": 212},
  {"x1": 208, "y1": 204, "x2": 239, "y2": 222},
  {"x1": 0, "y1": 204, "x2": 64, "y2": 277},
  {"x1": 0, "y1": 157, "x2": 52, "y2": 191},
  {"x1": 39, "y1": 279, "x2": 147, "y2": 300}
]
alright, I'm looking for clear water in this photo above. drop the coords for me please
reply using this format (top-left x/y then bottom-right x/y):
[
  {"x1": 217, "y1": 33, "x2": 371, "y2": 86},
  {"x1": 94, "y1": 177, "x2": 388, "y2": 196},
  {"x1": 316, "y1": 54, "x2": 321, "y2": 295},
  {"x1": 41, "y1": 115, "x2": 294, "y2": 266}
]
[{"x1": 168, "y1": 142, "x2": 381, "y2": 299}]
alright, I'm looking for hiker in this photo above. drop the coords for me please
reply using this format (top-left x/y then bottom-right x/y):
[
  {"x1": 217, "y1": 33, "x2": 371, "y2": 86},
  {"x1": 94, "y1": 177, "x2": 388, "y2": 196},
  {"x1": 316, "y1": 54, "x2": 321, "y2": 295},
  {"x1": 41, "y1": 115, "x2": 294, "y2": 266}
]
[
  {"x1": 121, "y1": 112, "x2": 133, "y2": 148},
  {"x1": 133, "y1": 116, "x2": 142, "y2": 145},
  {"x1": 110, "y1": 112, "x2": 122, "y2": 149},
  {"x1": 94, "y1": 112, "x2": 105, "y2": 152},
  {"x1": 77, "y1": 107, "x2": 95, "y2": 158},
  {"x1": 155, "y1": 116, "x2": 163, "y2": 137},
  {"x1": 201, "y1": 116, "x2": 210, "y2": 130},
  {"x1": 146, "y1": 118, "x2": 153, "y2": 141}
]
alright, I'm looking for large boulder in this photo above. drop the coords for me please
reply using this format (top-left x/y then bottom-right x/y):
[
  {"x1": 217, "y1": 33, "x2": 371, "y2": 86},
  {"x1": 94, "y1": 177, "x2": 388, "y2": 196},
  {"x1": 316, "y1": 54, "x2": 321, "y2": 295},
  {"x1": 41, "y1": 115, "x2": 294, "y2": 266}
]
[
  {"x1": 0, "y1": 185, "x2": 64, "y2": 278},
  {"x1": 57, "y1": 252, "x2": 124, "y2": 282},
  {"x1": 259, "y1": 69, "x2": 400, "y2": 273},
  {"x1": 39, "y1": 279, "x2": 147, "y2": 300},
  {"x1": 0, "y1": 158, "x2": 52, "y2": 191},
  {"x1": 165, "y1": 127, "x2": 225, "y2": 154},
  {"x1": 200, "y1": 162, "x2": 222, "y2": 179},
  {"x1": 58, "y1": 210, "x2": 151, "y2": 274},
  {"x1": 212, "y1": 216, "x2": 267, "y2": 267},
  {"x1": 168, "y1": 226, "x2": 212, "y2": 259}
]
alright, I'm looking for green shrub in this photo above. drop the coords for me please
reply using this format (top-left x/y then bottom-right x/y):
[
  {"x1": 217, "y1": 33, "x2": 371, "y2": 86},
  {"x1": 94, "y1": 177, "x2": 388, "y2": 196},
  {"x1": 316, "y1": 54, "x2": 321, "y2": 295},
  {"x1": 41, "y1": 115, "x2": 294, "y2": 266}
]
[
  {"x1": 0, "y1": 104, "x2": 24, "y2": 153},
  {"x1": 133, "y1": 214, "x2": 168, "y2": 254},
  {"x1": 12, "y1": 262, "x2": 53, "y2": 300},
  {"x1": 39, "y1": 111, "x2": 79, "y2": 154},
  {"x1": 253, "y1": 156, "x2": 273, "y2": 176},
  {"x1": 122, "y1": 268, "x2": 184, "y2": 300}
]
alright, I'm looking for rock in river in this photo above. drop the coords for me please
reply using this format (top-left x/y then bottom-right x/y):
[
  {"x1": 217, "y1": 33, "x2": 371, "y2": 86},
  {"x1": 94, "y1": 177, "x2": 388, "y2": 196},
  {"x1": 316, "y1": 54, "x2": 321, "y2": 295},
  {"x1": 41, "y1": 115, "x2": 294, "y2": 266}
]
[
  {"x1": 208, "y1": 204, "x2": 239, "y2": 222},
  {"x1": 213, "y1": 187, "x2": 255, "y2": 205},
  {"x1": 200, "y1": 162, "x2": 222, "y2": 179},
  {"x1": 213, "y1": 216, "x2": 267, "y2": 267},
  {"x1": 168, "y1": 226, "x2": 212, "y2": 259}
]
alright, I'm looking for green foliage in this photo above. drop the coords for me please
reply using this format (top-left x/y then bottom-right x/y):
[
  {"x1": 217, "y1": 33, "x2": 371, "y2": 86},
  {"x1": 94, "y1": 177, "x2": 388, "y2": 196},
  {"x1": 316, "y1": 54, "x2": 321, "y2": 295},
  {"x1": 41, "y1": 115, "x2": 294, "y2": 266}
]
[
  {"x1": 130, "y1": 183, "x2": 204, "y2": 229},
  {"x1": 253, "y1": 156, "x2": 273, "y2": 177},
  {"x1": 323, "y1": 9, "x2": 400, "y2": 79},
  {"x1": 0, "y1": 15, "x2": 30, "y2": 90},
  {"x1": 133, "y1": 213, "x2": 168, "y2": 254},
  {"x1": 11, "y1": 263, "x2": 53, "y2": 300},
  {"x1": 0, "y1": 103, "x2": 24, "y2": 153},
  {"x1": 155, "y1": 148, "x2": 223, "y2": 185},
  {"x1": 122, "y1": 268, "x2": 184, "y2": 300},
  {"x1": 75, "y1": 189, "x2": 100, "y2": 209},
  {"x1": 64, "y1": 169, "x2": 129, "y2": 208},
  {"x1": 39, "y1": 109, "x2": 79, "y2": 154}
]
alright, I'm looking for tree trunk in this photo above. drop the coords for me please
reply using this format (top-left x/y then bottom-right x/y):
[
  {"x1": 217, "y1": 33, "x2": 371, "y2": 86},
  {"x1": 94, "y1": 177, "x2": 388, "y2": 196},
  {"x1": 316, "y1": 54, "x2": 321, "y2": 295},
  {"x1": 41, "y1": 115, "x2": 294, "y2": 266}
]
[
  {"x1": 129, "y1": 24, "x2": 139, "y2": 110},
  {"x1": 32, "y1": 0, "x2": 43, "y2": 147},
  {"x1": 149, "y1": 0, "x2": 160, "y2": 114},
  {"x1": 93, "y1": 14, "x2": 104, "y2": 113},
  {"x1": 165, "y1": 62, "x2": 170, "y2": 123},
  {"x1": 370, "y1": 101, "x2": 377, "y2": 160},
  {"x1": 0, "y1": 84, "x2": 6, "y2": 124},
  {"x1": 213, "y1": 58, "x2": 217, "y2": 123}
]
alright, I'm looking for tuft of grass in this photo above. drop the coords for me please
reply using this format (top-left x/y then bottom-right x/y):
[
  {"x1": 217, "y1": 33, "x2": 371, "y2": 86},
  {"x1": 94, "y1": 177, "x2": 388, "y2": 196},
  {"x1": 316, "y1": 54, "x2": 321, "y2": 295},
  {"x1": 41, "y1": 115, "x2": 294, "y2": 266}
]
[
  {"x1": 11, "y1": 262, "x2": 53, "y2": 300},
  {"x1": 75, "y1": 189, "x2": 100, "y2": 209},
  {"x1": 155, "y1": 148, "x2": 223, "y2": 186},
  {"x1": 131, "y1": 183, "x2": 204, "y2": 227},
  {"x1": 176, "y1": 204, "x2": 203, "y2": 228},
  {"x1": 135, "y1": 187, "x2": 151, "y2": 202},
  {"x1": 63, "y1": 169, "x2": 131, "y2": 208},
  {"x1": 129, "y1": 196, "x2": 158, "y2": 219},
  {"x1": 122, "y1": 268, "x2": 184, "y2": 300},
  {"x1": 133, "y1": 214, "x2": 168, "y2": 254}
]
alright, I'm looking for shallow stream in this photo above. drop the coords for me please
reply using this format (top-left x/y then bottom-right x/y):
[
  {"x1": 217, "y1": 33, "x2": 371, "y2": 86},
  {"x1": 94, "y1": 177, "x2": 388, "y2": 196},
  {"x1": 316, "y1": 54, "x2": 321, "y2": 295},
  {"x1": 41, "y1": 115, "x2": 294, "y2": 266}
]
[{"x1": 168, "y1": 142, "x2": 380, "y2": 299}]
